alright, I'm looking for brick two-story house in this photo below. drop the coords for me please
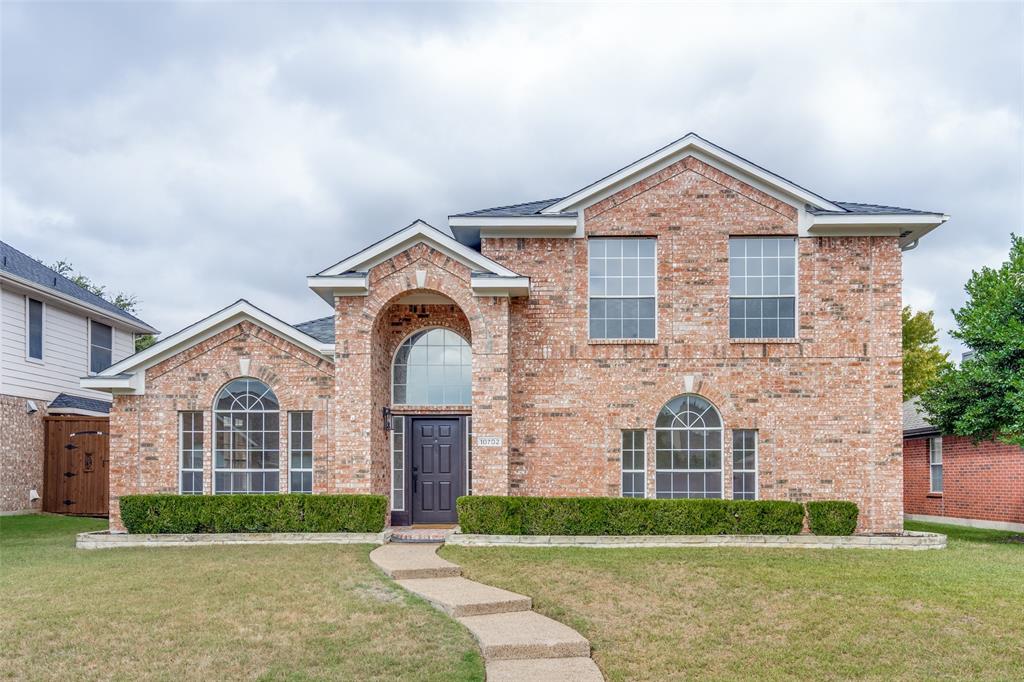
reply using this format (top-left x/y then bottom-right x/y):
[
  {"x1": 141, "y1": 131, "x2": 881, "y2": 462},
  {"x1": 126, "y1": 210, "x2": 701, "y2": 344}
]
[{"x1": 83, "y1": 133, "x2": 948, "y2": 532}]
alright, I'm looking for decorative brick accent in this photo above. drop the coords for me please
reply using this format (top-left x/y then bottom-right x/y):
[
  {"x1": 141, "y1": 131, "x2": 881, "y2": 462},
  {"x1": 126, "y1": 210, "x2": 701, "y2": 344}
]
[
  {"x1": 0, "y1": 395, "x2": 45, "y2": 513},
  {"x1": 904, "y1": 435, "x2": 1024, "y2": 525}
]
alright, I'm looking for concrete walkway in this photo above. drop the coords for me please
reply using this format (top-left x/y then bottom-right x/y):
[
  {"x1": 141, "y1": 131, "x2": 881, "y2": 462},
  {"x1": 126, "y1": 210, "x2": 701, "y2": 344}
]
[{"x1": 369, "y1": 543, "x2": 603, "y2": 681}]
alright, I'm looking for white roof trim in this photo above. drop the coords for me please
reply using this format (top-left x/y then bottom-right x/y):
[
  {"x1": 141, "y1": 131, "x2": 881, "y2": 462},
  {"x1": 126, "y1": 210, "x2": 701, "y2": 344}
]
[
  {"x1": 469, "y1": 275, "x2": 531, "y2": 297},
  {"x1": 0, "y1": 270, "x2": 159, "y2": 334},
  {"x1": 447, "y1": 215, "x2": 578, "y2": 228},
  {"x1": 306, "y1": 275, "x2": 369, "y2": 304},
  {"x1": 81, "y1": 300, "x2": 333, "y2": 394},
  {"x1": 47, "y1": 406, "x2": 111, "y2": 417},
  {"x1": 316, "y1": 219, "x2": 521, "y2": 278},
  {"x1": 543, "y1": 133, "x2": 843, "y2": 214},
  {"x1": 807, "y1": 212, "x2": 949, "y2": 247}
]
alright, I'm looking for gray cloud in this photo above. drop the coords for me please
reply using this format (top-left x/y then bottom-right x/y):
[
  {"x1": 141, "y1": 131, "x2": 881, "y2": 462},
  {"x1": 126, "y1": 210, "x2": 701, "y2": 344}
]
[{"x1": 2, "y1": 2, "x2": 1020, "y2": 355}]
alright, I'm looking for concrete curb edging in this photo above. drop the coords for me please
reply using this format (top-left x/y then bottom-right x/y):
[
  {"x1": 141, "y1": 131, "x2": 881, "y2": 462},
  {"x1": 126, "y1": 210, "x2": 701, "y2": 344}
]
[
  {"x1": 447, "y1": 530, "x2": 946, "y2": 550},
  {"x1": 76, "y1": 530, "x2": 390, "y2": 549}
]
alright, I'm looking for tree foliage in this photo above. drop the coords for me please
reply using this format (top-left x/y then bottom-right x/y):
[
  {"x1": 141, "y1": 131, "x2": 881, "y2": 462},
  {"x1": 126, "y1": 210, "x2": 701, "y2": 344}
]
[
  {"x1": 902, "y1": 306, "x2": 950, "y2": 400},
  {"x1": 920, "y1": 235, "x2": 1024, "y2": 445},
  {"x1": 48, "y1": 259, "x2": 155, "y2": 352}
]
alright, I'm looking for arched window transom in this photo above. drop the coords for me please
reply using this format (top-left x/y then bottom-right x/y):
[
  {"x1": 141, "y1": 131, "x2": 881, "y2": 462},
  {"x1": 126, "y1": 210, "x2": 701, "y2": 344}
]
[
  {"x1": 393, "y1": 328, "x2": 471, "y2": 406},
  {"x1": 655, "y1": 395, "x2": 723, "y2": 499},
  {"x1": 214, "y1": 378, "x2": 280, "y2": 494}
]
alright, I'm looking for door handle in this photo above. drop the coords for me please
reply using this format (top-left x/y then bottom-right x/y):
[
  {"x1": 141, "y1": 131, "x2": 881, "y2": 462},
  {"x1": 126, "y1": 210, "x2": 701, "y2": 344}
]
[{"x1": 64, "y1": 472, "x2": 77, "y2": 478}]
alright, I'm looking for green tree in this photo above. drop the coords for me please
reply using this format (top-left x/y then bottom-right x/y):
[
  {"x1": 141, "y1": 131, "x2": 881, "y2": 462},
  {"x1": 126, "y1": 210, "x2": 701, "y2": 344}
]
[
  {"x1": 48, "y1": 259, "x2": 156, "y2": 353},
  {"x1": 902, "y1": 306, "x2": 950, "y2": 400},
  {"x1": 920, "y1": 234, "x2": 1024, "y2": 445}
]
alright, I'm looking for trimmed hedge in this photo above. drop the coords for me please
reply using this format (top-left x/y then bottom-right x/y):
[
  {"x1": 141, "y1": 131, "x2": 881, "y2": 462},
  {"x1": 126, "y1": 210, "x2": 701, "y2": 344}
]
[
  {"x1": 456, "y1": 496, "x2": 806, "y2": 536},
  {"x1": 806, "y1": 500, "x2": 859, "y2": 536},
  {"x1": 120, "y1": 494, "x2": 388, "y2": 534}
]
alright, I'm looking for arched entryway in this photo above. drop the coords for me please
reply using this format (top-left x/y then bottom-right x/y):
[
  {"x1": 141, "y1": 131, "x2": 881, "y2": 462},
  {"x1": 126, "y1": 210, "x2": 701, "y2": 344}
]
[{"x1": 372, "y1": 291, "x2": 473, "y2": 525}]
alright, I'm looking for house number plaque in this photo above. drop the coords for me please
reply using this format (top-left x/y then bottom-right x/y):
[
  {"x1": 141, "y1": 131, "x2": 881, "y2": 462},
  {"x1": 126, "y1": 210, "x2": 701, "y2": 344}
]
[{"x1": 477, "y1": 436, "x2": 502, "y2": 446}]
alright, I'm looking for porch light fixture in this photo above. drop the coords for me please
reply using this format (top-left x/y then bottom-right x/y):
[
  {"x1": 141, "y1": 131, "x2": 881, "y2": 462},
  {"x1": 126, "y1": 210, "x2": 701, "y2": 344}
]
[{"x1": 383, "y1": 406, "x2": 392, "y2": 432}]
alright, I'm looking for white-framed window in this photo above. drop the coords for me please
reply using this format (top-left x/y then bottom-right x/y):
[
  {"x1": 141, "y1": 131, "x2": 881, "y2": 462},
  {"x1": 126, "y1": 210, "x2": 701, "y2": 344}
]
[
  {"x1": 179, "y1": 411, "x2": 204, "y2": 495},
  {"x1": 214, "y1": 378, "x2": 280, "y2": 494},
  {"x1": 732, "y1": 429, "x2": 758, "y2": 500},
  {"x1": 621, "y1": 430, "x2": 646, "y2": 498},
  {"x1": 465, "y1": 416, "x2": 473, "y2": 496},
  {"x1": 393, "y1": 328, "x2": 472, "y2": 406},
  {"x1": 729, "y1": 237, "x2": 797, "y2": 339},
  {"x1": 929, "y1": 436, "x2": 943, "y2": 493},
  {"x1": 391, "y1": 415, "x2": 405, "y2": 511},
  {"x1": 655, "y1": 395, "x2": 723, "y2": 499},
  {"x1": 289, "y1": 412, "x2": 313, "y2": 493},
  {"x1": 89, "y1": 319, "x2": 113, "y2": 373},
  {"x1": 26, "y1": 297, "x2": 44, "y2": 362},
  {"x1": 588, "y1": 237, "x2": 657, "y2": 340}
]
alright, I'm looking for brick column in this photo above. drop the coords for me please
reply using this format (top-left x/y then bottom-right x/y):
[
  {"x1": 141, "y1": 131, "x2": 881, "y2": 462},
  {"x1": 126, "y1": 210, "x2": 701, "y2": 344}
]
[
  {"x1": 470, "y1": 295, "x2": 511, "y2": 496},
  {"x1": 332, "y1": 296, "x2": 375, "y2": 494}
]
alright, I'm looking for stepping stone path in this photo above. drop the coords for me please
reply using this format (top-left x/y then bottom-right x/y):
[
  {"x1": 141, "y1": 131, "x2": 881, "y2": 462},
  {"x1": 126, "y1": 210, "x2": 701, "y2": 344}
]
[{"x1": 370, "y1": 543, "x2": 603, "y2": 681}]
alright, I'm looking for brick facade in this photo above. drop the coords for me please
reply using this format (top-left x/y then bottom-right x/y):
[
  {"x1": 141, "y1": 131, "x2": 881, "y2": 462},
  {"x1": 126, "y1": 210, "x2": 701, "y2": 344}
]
[
  {"x1": 0, "y1": 395, "x2": 45, "y2": 513},
  {"x1": 106, "y1": 155, "x2": 906, "y2": 533},
  {"x1": 904, "y1": 435, "x2": 1024, "y2": 526}
]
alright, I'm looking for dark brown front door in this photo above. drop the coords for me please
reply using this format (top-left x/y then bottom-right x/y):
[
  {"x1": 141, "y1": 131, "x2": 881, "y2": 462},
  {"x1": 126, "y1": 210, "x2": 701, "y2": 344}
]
[
  {"x1": 43, "y1": 417, "x2": 109, "y2": 516},
  {"x1": 411, "y1": 418, "x2": 463, "y2": 524}
]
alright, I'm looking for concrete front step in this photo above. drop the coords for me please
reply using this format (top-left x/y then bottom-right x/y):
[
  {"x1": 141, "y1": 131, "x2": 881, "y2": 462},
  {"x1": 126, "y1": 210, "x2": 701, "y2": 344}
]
[
  {"x1": 396, "y1": 576, "x2": 532, "y2": 617},
  {"x1": 457, "y1": 610, "x2": 591, "y2": 660},
  {"x1": 486, "y1": 657, "x2": 604, "y2": 682},
  {"x1": 369, "y1": 543, "x2": 461, "y2": 580}
]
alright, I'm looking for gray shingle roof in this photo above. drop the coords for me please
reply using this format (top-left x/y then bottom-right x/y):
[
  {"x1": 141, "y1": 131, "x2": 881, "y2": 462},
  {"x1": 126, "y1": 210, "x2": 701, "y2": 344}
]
[
  {"x1": 809, "y1": 202, "x2": 940, "y2": 216},
  {"x1": 450, "y1": 198, "x2": 572, "y2": 218},
  {"x1": 1, "y1": 241, "x2": 155, "y2": 331},
  {"x1": 48, "y1": 393, "x2": 112, "y2": 414},
  {"x1": 903, "y1": 398, "x2": 939, "y2": 436},
  {"x1": 293, "y1": 316, "x2": 334, "y2": 343}
]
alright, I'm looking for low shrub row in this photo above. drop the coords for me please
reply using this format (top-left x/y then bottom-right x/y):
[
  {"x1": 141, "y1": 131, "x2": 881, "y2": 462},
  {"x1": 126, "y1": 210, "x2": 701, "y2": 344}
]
[
  {"x1": 120, "y1": 494, "x2": 388, "y2": 534},
  {"x1": 457, "y1": 496, "x2": 859, "y2": 536}
]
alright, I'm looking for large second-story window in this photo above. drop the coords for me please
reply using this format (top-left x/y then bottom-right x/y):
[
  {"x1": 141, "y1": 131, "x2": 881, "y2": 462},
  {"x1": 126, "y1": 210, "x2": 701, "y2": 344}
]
[
  {"x1": 89, "y1": 320, "x2": 113, "y2": 373},
  {"x1": 214, "y1": 379, "x2": 280, "y2": 494},
  {"x1": 589, "y1": 238, "x2": 656, "y2": 340},
  {"x1": 729, "y1": 237, "x2": 796, "y2": 339}
]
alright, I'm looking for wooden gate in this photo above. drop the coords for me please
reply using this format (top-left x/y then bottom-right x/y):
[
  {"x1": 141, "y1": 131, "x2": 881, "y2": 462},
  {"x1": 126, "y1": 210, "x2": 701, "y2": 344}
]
[{"x1": 43, "y1": 417, "x2": 109, "y2": 516}]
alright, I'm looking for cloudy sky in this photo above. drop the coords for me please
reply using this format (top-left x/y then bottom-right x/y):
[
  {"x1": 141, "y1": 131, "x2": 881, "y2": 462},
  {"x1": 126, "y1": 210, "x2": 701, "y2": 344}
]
[{"x1": 2, "y1": 2, "x2": 1021, "y2": 355}]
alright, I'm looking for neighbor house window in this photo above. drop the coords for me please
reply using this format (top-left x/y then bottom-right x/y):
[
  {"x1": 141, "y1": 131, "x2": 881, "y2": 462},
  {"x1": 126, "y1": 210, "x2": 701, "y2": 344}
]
[
  {"x1": 179, "y1": 412, "x2": 204, "y2": 494},
  {"x1": 27, "y1": 297, "x2": 43, "y2": 361},
  {"x1": 729, "y1": 237, "x2": 796, "y2": 339},
  {"x1": 589, "y1": 238, "x2": 656, "y2": 340},
  {"x1": 391, "y1": 416, "x2": 405, "y2": 511},
  {"x1": 89, "y1": 320, "x2": 113, "y2": 373},
  {"x1": 621, "y1": 430, "x2": 646, "y2": 498},
  {"x1": 732, "y1": 429, "x2": 758, "y2": 500},
  {"x1": 655, "y1": 395, "x2": 723, "y2": 498},
  {"x1": 214, "y1": 378, "x2": 280, "y2": 494},
  {"x1": 393, "y1": 328, "x2": 471, "y2": 406},
  {"x1": 929, "y1": 437, "x2": 943, "y2": 493},
  {"x1": 288, "y1": 412, "x2": 313, "y2": 493}
]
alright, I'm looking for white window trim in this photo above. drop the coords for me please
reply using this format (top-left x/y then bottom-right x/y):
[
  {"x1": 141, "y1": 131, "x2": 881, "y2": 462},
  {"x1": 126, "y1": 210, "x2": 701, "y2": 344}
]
[
  {"x1": 929, "y1": 436, "x2": 943, "y2": 494},
  {"x1": 587, "y1": 237, "x2": 658, "y2": 342},
  {"x1": 732, "y1": 429, "x2": 758, "y2": 500},
  {"x1": 87, "y1": 317, "x2": 114, "y2": 376},
  {"x1": 212, "y1": 379, "x2": 282, "y2": 494},
  {"x1": 621, "y1": 429, "x2": 647, "y2": 498},
  {"x1": 727, "y1": 236, "x2": 799, "y2": 341},
  {"x1": 288, "y1": 411, "x2": 314, "y2": 493},
  {"x1": 654, "y1": 397, "x2": 725, "y2": 499},
  {"x1": 391, "y1": 415, "x2": 405, "y2": 511},
  {"x1": 179, "y1": 411, "x2": 204, "y2": 495},
  {"x1": 465, "y1": 415, "x2": 473, "y2": 497},
  {"x1": 25, "y1": 296, "x2": 45, "y2": 364}
]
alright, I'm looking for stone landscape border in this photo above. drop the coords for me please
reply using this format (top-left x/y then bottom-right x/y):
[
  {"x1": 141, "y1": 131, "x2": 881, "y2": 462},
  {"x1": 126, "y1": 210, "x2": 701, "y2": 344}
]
[
  {"x1": 76, "y1": 530, "x2": 389, "y2": 550},
  {"x1": 447, "y1": 530, "x2": 946, "y2": 550}
]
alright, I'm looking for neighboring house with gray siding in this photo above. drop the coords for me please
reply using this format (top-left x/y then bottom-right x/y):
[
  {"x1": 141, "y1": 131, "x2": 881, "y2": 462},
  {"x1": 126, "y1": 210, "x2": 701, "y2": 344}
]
[{"x1": 0, "y1": 241, "x2": 157, "y2": 512}]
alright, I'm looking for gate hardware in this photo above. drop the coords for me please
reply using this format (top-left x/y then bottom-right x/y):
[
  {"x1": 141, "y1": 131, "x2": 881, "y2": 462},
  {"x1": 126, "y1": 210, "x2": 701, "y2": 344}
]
[
  {"x1": 63, "y1": 499, "x2": 75, "y2": 506},
  {"x1": 64, "y1": 472, "x2": 77, "y2": 478},
  {"x1": 64, "y1": 444, "x2": 78, "y2": 450}
]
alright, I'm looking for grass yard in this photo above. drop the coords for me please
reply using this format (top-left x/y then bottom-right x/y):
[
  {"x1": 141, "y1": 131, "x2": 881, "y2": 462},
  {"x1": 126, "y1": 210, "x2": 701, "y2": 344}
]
[
  {"x1": 0, "y1": 515, "x2": 483, "y2": 681},
  {"x1": 443, "y1": 522, "x2": 1024, "y2": 681}
]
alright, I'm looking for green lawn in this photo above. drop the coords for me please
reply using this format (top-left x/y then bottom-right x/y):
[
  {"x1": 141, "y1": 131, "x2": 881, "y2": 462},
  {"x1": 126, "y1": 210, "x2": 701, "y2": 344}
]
[
  {"x1": 443, "y1": 521, "x2": 1024, "y2": 681},
  {"x1": 0, "y1": 515, "x2": 483, "y2": 681}
]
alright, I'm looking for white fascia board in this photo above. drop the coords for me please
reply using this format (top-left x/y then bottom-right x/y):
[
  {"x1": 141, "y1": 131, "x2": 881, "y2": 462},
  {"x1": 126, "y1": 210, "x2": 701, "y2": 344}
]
[
  {"x1": 544, "y1": 134, "x2": 843, "y2": 215},
  {"x1": 0, "y1": 271, "x2": 160, "y2": 335},
  {"x1": 470, "y1": 276, "x2": 531, "y2": 297},
  {"x1": 317, "y1": 220, "x2": 520, "y2": 279},
  {"x1": 306, "y1": 275, "x2": 369, "y2": 303},
  {"x1": 46, "y1": 407, "x2": 112, "y2": 417},
  {"x1": 85, "y1": 300, "x2": 334, "y2": 394},
  {"x1": 807, "y1": 213, "x2": 949, "y2": 247},
  {"x1": 809, "y1": 213, "x2": 948, "y2": 227}
]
